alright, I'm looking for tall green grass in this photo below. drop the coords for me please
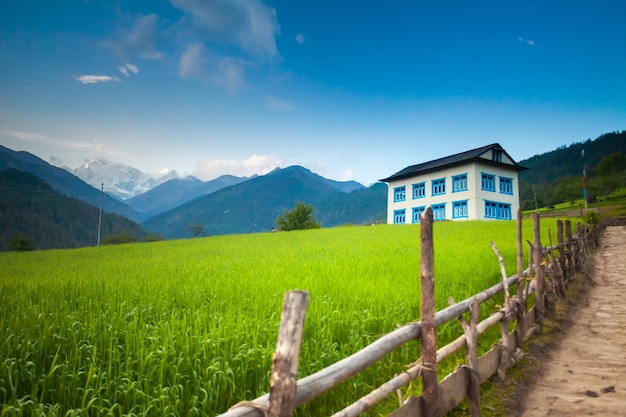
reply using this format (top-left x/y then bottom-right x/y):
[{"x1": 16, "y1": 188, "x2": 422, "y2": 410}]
[{"x1": 0, "y1": 219, "x2": 561, "y2": 416}]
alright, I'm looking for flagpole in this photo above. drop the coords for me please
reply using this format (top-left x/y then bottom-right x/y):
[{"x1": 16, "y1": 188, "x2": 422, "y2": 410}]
[
  {"x1": 582, "y1": 149, "x2": 588, "y2": 210},
  {"x1": 97, "y1": 182, "x2": 103, "y2": 246}
]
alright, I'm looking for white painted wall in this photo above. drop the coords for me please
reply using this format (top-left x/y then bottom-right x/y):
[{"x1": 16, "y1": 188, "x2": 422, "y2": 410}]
[{"x1": 385, "y1": 161, "x2": 520, "y2": 223}]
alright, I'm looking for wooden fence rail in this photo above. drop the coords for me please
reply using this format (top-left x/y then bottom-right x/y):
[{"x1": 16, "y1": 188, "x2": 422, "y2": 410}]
[{"x1": 220, "y1": 210, "x2": 597, "y2": 417}]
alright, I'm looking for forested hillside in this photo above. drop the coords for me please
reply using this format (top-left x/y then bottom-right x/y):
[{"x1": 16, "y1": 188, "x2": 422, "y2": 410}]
[
  {"x1": 0, "y1": 169, "x2": 148, "y2": 251},
  {"x1": 518, "y1": 131, "x2": 626, "y2": 209}
]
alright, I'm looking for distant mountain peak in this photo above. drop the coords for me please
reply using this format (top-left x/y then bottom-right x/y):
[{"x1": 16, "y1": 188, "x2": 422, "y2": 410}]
[{"x1": 71, "y1": 159, "x2": 180, "y2": 200}]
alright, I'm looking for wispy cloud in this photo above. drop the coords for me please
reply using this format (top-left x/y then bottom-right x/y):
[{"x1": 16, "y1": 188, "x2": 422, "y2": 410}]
[
  {"x1": 171, "y1": 0, "x2": 280, "y2": 61},
  {"x1": 518, "y1": 37, "x2": 535, "y2": 46},
  {"x1": 179, "y1": 42, "x2": 206, "y2": 79},
  {"x1": 76, "y1": 75, "x2": 120, "y2": 84},
  {"x1": 105, "y1": 13, "x2": 163, "y2": 60},
  {"x1": 0, "y1": 128, "x2": 118, "y2": 156},
  {"x1": 295, "y1": 34, "x2": 305, "y2": 44},
  {"x1": 179, "y1": 43, "x2": 246, "y2": 91},
  {"x1": 120, "y1": 63, "x2": 139, "y2": 76},
  {"x1": 0, "y1": 129, "x2": 48, "y2": 141},
  {"x1": 192, "y1": 154, "x2": 281, "y2": 180}
]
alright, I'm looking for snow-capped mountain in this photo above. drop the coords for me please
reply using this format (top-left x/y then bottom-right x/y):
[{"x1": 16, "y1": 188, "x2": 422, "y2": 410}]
[{"x1": 72, "y1": 159, "x2": 180, "y2": 200}]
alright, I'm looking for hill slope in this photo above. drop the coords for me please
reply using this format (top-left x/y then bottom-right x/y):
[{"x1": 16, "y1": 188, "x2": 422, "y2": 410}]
[
  {"x1": 125, "y1": 174, "x2": 252, "y2": 218},
  {"x1": 142, "y1": 166, "x2": 385, "y2": 238},
  {"x1": 0, "y1": 169, "x2": 148, "y2": 251},
  {"x1": 0, "y1": 145, "x2": 143, "y2": 222},
  {"x1": 518, "y1": 131, "x2": 626, "y2": 209}
]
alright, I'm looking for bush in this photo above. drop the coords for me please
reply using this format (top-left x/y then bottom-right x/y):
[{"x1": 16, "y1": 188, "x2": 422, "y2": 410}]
[{"x1": 8, "y1": 234, "x2": 35, "y2": 252}]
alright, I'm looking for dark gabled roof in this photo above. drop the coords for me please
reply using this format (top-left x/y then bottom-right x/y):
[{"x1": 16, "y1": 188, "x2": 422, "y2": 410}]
[{"x1": 379, "y1": 143, "x2": 528, "y2": 183}]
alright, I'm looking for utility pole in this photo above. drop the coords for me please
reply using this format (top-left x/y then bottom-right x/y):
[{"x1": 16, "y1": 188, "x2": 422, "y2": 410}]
[
  {"x1": 97, "y1": 182, "x2": 103, "y2": 246},
  {"x1": 582, "y1": 149, "x2": 588, "y2": 210}
]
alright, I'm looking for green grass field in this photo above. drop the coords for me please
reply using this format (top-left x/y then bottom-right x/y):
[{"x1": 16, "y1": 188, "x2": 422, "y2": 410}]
[{"x1": 0, "y1": 219, "x2": 563, "y2": 416}]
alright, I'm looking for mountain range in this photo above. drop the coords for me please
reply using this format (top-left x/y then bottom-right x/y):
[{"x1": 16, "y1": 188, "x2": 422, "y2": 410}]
[
  {"x1": 72, "y1": 158, "x2": 180, "y2": 200},
  {"x1": 2, "y1": 130, "x2": 624, "y2": 249},
  {"x1": 0, "y1": 144, "x2": 385, "y2": 244}
]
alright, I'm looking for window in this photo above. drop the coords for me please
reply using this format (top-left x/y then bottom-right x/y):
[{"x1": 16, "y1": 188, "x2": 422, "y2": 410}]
[
  {"x1": 499, "y1": 177, "x2": 513, "y2": 194},
  {"x1": 432, "y1": 178, "x2": 446, "y2": 196},
  {"x1": 485, "y1": 201, "x2": 511, "y2": 220},
  {"x1": 412, "y1": 206, "x2": 426, "y2": 223},
  {"x1": 394, "y1": 186, "x2": 406, "y2": 202},
  {"x1": 452, "y1": 200, "x2": 468, "y2": 219},
  {"x1": 393, "y1": 209, "x2": 406, "y2": 224},
  {"x1": 412, "y1": 182, "x2": 426, "y2": 199},
  {"x1": 432, "y1": 203, "x2": 446, "y2": 221},
  {"x1": 452, "y1": 174, "x2": 468, "y2": 192},
  {"x1": 492, "y1": 150, "x2": 502, "y2": 162},
  {"x1": 481, "y1": 173, "x2": 495, "y2": 191}
]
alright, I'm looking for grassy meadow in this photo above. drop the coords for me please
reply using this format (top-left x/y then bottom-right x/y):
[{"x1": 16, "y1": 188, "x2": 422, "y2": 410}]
[{"x1": 0, "y1": 218, "x2": 563, "y2": 416}]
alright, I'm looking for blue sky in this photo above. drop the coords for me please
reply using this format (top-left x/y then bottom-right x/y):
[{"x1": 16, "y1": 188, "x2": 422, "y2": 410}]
[{"x1": 1, "y1": 1, "x2": 625, "y2": 186}]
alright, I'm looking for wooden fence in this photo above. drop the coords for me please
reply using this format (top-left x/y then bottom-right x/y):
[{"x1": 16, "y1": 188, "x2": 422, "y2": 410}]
[{"x1": 219, "y1": 209, "x2": 598, "y2": 417}]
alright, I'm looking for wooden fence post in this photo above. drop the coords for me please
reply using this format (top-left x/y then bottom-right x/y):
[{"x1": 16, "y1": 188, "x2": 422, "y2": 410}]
[
  {"x1": 557, "y1": 220, "x2": 566, "y2": 290},
  {"x1": 532, "y1": 212, "x2": 544, "y2": 336},
  {"x1": 565, "y1": 220, "x2": 574, "y2": 280},
  {"x1": 514, "y1": 208, "x2": 525, "y2": 349},
  {"x1": 420, "y1": 207, "x2": 438, "y2": 417},
  {"x1": 266, "y1": 290, "x2": 310, "y2": 417}
]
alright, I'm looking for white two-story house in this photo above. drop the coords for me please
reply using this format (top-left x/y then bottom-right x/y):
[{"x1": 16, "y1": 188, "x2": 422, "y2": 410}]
[{"x1": 380, "y1": 143, "x2": 527, "y2": 224}]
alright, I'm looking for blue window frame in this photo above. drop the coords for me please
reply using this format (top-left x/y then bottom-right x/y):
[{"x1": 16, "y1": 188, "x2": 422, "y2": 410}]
[
  {"x1": 432, "y1": 178, "x2": 446, "y2": 196},
  {"x1": 393, "y1": 209, "x2": 406, "y2": 224},
  {"x1": 394, "y1": 186, "x2": 406, "y2": 202},
  {"x1": 481, "y1": 173, "x2": 495, "y2": 192},
  {"x1": 499, "y1": 177, "x2": 513, "y2": 194},
  {"x1": 452, "y1": 174, "x2": 468, "y2": 192},
  {"x1": 452, "y1": 200, "x2": 468, "y2": 219},
  {"x1": 432, "y1": 203, "x2": 446, "y2": 221},
  {"x1": 412, "y1": 182, "x2": 426, "y2": 199},
  {"x1": 485, "y1": 201, "x2": 511, "y2": 220},
  {"x1": 412, "y1": 206, "x2": 426, "y2": 223},
  {"x1": 492, "y1": 150, "x2": 503, "y2": 162}
]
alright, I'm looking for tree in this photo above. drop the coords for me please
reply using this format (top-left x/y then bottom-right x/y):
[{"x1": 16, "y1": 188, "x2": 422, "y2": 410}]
[
  {"x1": 8, "y1": 233, "x2": 35, "y2": 251},
  {"x1": 275, "y1": 202, "x2": 321, "y2": 231},
  {"x1": 186, "y1": 222, "x2": 207, "y2": 237}
]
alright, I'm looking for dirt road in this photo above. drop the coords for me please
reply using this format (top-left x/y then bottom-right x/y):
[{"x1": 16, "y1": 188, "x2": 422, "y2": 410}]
[{"x1": 520, "y1": 225, "x2": 626, "y2": 416}]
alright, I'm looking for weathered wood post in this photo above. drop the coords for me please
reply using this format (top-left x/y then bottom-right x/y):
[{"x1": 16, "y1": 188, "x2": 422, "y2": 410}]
[
  {"x1": 532, "y1": 212, "x2": 544, "y2": 336},
  {"x1": 565, "y1": 220, "x2": 574, "y2": 280},
  {"x1": 557, "y1": 220, "x2": 566, "y2": 291},
  {"x1": 514, "y1": 208, "x2": 525, "y2": 348},
  {"x1": 266, "y1": 290, "x2": 310, "y2": 417},
  {"x1": 451, "y1": 296, "x2": 480, "y2": 417},
  {"x1": 420, "y1": 207, "x2": 438, "y2": 416}
]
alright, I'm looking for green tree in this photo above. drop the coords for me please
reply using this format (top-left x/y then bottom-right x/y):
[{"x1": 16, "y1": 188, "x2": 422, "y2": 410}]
[
  {"x1": 275, "y1": 202, "x2": 321, "y2": 231},
  {"x1": 102, "y1": 231, "x2": 138, "y2": 245},
  {"x1": 8, "y1": 233, "x2": 35, "y2": 251}
]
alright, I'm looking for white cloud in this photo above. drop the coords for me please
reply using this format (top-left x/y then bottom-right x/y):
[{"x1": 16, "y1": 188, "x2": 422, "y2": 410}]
[
  {"x1": 126, "y1": 63, "x2": 139, "y2": 73},
  {"x1": 192, "y1": 154, "x2": 281, "y2": 180},
  {"x1": 179, "y1": 44, "x2": 246, "y2": 90},
  {"x1": 212, "y1": 57, "x2": 246, "y2": 91},
  {"x1": 295, "y1": 34, "x2": 305, "y2": 44},
  {"x1": 518, "y1": 37, "x2": 535, "y2": 46},
  {"x1": 171, "y1": 0, "x2": 280, "y2": 60},
  {"x1": 76, "y1": 75, "x2": 120, "y2": 84},
  {"x1": 106, "y1": 13, "x2": 163, "y2": 60},
  {"x1": 0, "y1": 129, "x2": 48, "y2": 141},
  {"x1": 119, "y1": 66, "x2": 129, "y2": 76},
  {"x1": 341, "y1": 169, "x2": 354, "y2": 181},
  {"x1": 179, "y1": 42, "x2": 206, "y2": 79}
]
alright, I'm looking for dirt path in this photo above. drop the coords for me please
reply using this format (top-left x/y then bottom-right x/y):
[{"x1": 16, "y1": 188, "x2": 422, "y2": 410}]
[{"x1": 520, "y1": 225, "x2": 626, "y2": 416}]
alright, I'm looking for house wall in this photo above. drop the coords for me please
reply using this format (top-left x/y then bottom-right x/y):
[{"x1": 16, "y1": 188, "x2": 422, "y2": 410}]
[{"x1": 385, "y1": 161, "x2": 520, "y2": 223}]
